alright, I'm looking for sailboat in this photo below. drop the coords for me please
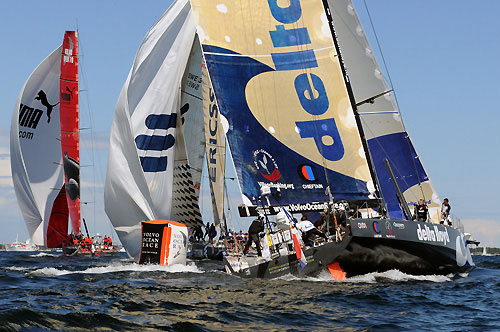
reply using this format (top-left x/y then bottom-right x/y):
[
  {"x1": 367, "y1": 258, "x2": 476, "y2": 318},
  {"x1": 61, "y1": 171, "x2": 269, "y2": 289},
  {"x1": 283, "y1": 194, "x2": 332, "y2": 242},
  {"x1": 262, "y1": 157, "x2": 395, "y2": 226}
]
[
  {"x1": 4, "y1": 235, "x2": 39, "y2": 252},
  {"x1": 10, "y1": 31, "x2": 115, "y2": 256},
  {"x1": 105, "y1": 0, "x2": 474, "y2": 277}
]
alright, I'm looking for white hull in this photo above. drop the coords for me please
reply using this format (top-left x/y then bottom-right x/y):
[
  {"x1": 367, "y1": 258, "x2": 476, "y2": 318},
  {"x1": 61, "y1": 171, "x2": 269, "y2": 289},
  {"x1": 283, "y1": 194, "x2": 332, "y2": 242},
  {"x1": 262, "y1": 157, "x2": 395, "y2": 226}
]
[{"x1": 5, "y1": 243, "x2": 39, "y2": 252}]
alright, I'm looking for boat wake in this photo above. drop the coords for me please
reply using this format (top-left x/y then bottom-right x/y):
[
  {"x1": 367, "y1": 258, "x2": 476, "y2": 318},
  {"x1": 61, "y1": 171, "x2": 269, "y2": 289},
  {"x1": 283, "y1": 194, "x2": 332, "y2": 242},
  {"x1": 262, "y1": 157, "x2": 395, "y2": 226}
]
[
  {"x1": 29, "y1": 262, "x2": 203, "y2": 277},
  {"x1": 277, "y1": 269, "x2": 452, "y2": 283},
  {"x1": 347, "y1": 269, "x2": 452, "y2": 283},
  {"x1": 28, "y1": 252, "x2": 58, "y2": 258}
]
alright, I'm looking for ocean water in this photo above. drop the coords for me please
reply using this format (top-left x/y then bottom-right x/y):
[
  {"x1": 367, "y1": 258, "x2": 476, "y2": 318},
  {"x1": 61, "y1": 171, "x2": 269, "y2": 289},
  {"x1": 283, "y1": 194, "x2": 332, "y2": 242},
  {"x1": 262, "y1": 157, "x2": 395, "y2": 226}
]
[{"x1": 0, "y1": 251, "x2": 499, "y2": 331}]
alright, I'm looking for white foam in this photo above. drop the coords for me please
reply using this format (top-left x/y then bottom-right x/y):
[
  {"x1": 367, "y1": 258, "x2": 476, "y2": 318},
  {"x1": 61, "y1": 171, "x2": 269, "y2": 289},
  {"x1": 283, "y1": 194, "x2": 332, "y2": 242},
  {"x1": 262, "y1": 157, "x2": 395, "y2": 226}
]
[
  {"x1": 29, "y1": 262, "x2": 203, "y2": 277},
  {"x1": 347, "y1": 269, "x2": 452, "y2": 283},
  {"x1": 276, "y1": 269, "x2": 452, "y2": 283},
  {"x1": 29, "y1": 252, "x2": 58, "y2": 257},
  {"x1": 5, "y1": 266, "x2": 30, "y2": 271}
]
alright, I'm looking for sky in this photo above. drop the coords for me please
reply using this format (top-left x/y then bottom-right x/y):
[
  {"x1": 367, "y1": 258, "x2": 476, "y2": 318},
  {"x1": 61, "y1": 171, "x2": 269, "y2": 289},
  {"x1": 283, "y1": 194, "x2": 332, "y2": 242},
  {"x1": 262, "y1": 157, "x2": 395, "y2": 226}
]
[{"x1": 0, "y1": 1, "x2": 499, "y2": 247}]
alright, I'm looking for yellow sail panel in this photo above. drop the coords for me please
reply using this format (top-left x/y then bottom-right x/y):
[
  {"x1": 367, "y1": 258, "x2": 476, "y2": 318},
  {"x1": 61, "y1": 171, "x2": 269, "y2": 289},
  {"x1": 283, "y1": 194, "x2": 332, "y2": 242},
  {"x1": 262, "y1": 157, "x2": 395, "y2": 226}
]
[
  {"x1": 202, "y1": 59, "x2": 226, "y2": 225},
  {"x1": 191, "y1": 0, "x2": 373, "y2": 204}
]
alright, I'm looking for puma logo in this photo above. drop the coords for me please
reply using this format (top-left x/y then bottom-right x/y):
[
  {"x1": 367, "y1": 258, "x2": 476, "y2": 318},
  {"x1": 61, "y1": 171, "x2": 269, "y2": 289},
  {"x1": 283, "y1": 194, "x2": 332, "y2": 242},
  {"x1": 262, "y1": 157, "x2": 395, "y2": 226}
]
[
  {"x1": 66, "y1": 86, "x2": 76, "y2": 96},
  {"x1": 34, "y1": 90, "x2": 58, "y2": 123},
  {"x1": 61, "y1": 86, "x2": 76, "y2": 102}
]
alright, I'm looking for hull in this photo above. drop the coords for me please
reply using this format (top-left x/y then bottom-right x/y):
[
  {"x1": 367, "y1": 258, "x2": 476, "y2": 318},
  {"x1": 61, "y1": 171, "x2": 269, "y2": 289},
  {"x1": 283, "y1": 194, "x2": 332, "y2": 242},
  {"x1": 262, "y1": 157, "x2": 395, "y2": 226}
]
[
  {"x1": 5, "y1": 243, "x2": 39, "y2": 252},
  {"x1": 188, "y1": 242, "x2": 224, "y2": 260},
  {"x1": 63, "y1": 245, "x2": 118, "y2": 257},
  {"x1": 337, "y1": 219, "x2": 475, "y2": 277},
  {"x1": 223, "y1": 239, "x2": 349, "y2": 279}
]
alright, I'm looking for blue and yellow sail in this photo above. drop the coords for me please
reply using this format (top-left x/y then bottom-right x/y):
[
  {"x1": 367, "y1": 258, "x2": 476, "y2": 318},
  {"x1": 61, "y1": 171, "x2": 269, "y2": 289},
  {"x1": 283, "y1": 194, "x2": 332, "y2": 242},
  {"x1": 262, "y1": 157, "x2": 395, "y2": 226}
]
[{"x1": 190, "y1": 0, "x2": 375, "y2": 205}]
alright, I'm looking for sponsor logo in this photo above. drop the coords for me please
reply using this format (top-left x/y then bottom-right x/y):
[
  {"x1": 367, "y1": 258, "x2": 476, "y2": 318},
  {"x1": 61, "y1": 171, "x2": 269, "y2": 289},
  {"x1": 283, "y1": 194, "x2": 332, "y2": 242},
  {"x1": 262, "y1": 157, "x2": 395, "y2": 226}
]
[
  {"x1": 186, "y1": 72, "x2": 202, "y2": 92},
  {"x1": 63, "y1": 37, "x2": 75, "y2": 64},
  {"x1": 372, "y1": 221, "x2": 380, "y2": 233},
  {"x1": 61, "y1": 86, "x2": 76, "y2": 103},
  {"x1": 142, "y1": 231, "x2": 161, "y2": 249},
  {"x1": 302, "y1": 183, "x2": 324, "y2": 190},
  {"x1": 416, "y1": 224, "x2": 450, "y2": 245},
  {"x1": 385, "y1": 221, "x2": 393, "y2": 235},
  {"x1": 135, "y1": 113, "x2": 176, "y2": 172},
  {"x1": 357, "y1": 222, "x2": 367, "y2": 229},
  {"x1": 393, "y1": 222, "x2": 405, "y2": 230},
  {"x1": 206, "y1": 88, "x2": 219, "y2": 183},
  {"x1": 298, "y1": 164, "x2": 316, "y2": 182},
  {"x1": 18, "y1": 90, "x2": 59, "y2": 140},
  {"x1": 254, "y1": 149, "x2": 281, "y2": 181},
  {"x1": 265, "y1": 0, "x2": 344, "y2": 161},
  {"x1": 270, "y1": 202, "x2": 327, "y2": 214}
]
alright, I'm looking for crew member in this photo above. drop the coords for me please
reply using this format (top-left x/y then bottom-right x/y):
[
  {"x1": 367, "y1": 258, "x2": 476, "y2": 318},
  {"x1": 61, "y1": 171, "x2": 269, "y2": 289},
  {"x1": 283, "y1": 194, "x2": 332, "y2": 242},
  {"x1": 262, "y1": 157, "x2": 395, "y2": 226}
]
[
  {"x1": 243, "y1": 214, "x2": 265, "y2": 256},
  {"x1": 440, "y1": 198, "x2": 452, "y2": 226},
  {"x1": 297, "y1": 214, "x2": 328, "y2": 245},
  {"x1": 413, "y1": 199, "x2": 429, "y2": 222}
]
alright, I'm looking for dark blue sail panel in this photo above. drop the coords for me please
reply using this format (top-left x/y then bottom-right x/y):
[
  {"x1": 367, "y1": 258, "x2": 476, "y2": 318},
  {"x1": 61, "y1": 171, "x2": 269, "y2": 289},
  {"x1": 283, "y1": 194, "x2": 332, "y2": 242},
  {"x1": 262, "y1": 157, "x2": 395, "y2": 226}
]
[
  {"x1": 203, "y1": 45, "x2": 370, "y2": 205},
  {"x1": 368, "y1": 132, "x2": 428, "y2": 219}
]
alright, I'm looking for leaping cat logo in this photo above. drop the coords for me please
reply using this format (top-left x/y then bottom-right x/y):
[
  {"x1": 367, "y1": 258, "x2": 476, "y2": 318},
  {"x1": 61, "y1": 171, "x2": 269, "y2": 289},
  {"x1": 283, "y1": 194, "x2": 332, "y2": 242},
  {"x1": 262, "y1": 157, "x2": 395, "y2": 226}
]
[{"x1": 34, "y1": 90, "x2": 58, "y2": 123}]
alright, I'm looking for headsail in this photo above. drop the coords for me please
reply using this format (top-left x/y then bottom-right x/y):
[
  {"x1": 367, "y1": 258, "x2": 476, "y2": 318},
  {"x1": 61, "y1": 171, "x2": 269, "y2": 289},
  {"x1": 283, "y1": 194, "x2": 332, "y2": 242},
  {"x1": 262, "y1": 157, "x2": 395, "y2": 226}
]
[
  {"x1": 189, "y1": 0, "x2": 375, "y2": 208},
  {"x1": 329, "y1": 0, "x2": 441, "y2": 221},
  {"x1": 202, "y1": 58, "x2": 226, "y2": 226},
  {"x1": 59, "y1": 31, "x2": 81, "y2": 234},
  {"x1": 170, "y1": 34, "x2": 205, "y2": 227},
  {"x1": 10, "y1": 45, "x2": 69, "y2": 247},
  {"x1": 104, "y1": 0, "x2": 197, "y2": 258}
]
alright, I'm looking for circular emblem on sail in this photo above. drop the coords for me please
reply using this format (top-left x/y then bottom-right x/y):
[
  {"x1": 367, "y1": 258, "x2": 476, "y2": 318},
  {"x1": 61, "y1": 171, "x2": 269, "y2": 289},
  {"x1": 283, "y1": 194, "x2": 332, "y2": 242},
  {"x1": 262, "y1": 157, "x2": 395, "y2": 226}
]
[
  {"x1": 298, "y1": 164, "x2": 316, "y2": 182},
  {"x1": 253, "y1": 149, "x2": 281, "y2": 182}
]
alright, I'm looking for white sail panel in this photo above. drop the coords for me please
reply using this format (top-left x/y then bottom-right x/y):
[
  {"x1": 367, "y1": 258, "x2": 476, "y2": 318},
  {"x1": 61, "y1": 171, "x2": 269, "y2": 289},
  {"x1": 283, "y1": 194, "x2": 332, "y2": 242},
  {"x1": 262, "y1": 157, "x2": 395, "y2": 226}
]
[
  {"x1": 104, "y1": 0, "x2": 197, "y2": 259},
  {"x1": 180, "y1": 35, "x2": 205, "y2": 191},
  {"x1": 330, "y1": 0, "x2": 441, "y2": 221},
  {"x1": 170, "y1": 35, "x2": 205, "y2": 227},
  {"x1": 10, "y1": 46, "x2": 65, "y2": 245}
]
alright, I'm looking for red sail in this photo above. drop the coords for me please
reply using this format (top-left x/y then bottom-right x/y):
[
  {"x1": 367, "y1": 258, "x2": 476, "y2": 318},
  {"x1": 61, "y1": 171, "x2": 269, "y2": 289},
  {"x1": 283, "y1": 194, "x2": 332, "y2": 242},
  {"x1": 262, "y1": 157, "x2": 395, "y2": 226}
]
[{"x1": 59, "y1": 31, "x2": 81, "y2": 235}]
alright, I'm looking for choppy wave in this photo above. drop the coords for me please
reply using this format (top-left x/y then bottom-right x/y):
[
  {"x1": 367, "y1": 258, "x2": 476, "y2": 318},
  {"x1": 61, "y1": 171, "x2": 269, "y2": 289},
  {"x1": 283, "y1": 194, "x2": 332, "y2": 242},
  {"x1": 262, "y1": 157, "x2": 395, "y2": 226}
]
[{"x1": 1, "y1": 252, "x2": 499, "y2": 331}]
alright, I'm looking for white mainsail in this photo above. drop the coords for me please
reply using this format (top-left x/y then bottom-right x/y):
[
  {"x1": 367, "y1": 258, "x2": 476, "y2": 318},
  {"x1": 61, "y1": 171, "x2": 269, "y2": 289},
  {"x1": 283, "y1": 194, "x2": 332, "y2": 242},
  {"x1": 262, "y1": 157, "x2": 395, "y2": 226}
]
[
  {"x1": 104, "y1": 0, "x2": 197, "y2": 259},
  {"x1": 330, "y1": 0, "x2": 441, "y2": 221},
  {"x1": 10, "y1": 46, "x2": 65, "y2": 246},
  {"x1": 170, "y1": 35, "x2": 205, "y2": 227},
  {"x1": 202, "y1": 58, "x2": 226, "y2": 227}
]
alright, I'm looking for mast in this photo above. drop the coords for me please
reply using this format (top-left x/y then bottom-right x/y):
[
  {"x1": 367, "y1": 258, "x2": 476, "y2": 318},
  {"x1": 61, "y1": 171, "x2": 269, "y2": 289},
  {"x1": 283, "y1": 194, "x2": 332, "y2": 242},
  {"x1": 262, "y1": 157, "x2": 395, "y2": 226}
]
[
  {"x1": 59, "y1": 31, "x2": 81, "y2": 234},
  {"x1": 321, "y1": 1, "x2": 383, "y2": 206}
]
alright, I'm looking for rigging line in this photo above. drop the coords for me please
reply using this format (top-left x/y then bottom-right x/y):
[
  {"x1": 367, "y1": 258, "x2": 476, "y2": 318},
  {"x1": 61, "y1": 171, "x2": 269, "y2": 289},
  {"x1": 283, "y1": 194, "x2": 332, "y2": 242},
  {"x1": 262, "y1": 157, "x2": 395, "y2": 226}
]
[
  {"x1": 78, "y1": 32, "x2": 100, "y2": 226},
  {"x1": 362, "y1": 0, "x2": 426, "y2": 199}
]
